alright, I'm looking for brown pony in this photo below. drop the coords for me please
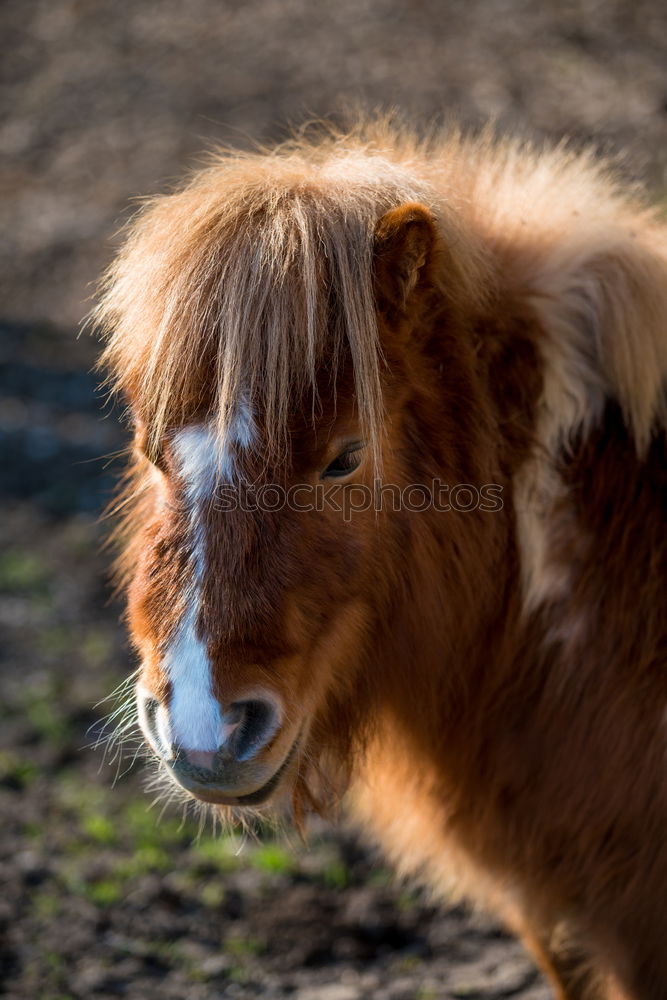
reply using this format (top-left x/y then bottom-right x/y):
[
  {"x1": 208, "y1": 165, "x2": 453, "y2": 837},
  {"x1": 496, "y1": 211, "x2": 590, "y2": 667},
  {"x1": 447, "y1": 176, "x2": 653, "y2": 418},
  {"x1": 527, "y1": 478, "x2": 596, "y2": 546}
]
[{"x1": 96, "y1": 120, "x2": 667, "y2": 1000}]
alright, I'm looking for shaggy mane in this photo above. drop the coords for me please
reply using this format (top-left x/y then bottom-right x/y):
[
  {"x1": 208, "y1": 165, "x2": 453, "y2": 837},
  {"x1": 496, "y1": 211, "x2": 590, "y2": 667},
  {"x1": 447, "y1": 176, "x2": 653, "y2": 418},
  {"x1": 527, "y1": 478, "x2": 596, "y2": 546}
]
[
  {"x1": 95, "y1": 127, "x2": 440, "y2": 464},
  {"x1": 96, "y1": 118, "x2": 667, "y2": 463}
]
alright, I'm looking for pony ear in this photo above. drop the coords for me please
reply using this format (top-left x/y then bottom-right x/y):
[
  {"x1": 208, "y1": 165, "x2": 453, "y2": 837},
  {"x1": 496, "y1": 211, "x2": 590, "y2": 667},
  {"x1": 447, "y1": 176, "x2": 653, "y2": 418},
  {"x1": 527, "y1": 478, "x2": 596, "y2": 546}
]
[{"x1": 373, "y1": 203, "x2": 437, "y2": 314}]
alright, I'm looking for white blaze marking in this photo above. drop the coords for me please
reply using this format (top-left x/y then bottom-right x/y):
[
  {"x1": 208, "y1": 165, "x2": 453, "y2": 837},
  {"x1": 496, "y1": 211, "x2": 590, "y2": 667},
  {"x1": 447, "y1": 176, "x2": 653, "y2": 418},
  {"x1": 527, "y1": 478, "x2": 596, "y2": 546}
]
[{"x1": 162, "y1": 414, "x2": 251, "y2": 752}]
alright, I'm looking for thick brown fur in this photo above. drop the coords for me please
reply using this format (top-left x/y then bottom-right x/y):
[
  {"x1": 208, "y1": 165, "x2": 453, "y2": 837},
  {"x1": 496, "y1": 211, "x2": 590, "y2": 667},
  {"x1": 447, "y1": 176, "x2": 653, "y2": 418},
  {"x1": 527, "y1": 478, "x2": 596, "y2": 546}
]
[{"x1": 96, "y1": 119, "x2": 667, "y2": 1000}]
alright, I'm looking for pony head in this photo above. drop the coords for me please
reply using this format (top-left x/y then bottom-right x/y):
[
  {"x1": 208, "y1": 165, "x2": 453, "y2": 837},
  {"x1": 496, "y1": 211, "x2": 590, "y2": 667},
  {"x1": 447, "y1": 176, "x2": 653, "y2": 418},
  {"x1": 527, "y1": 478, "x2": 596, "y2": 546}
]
[{"x1": 97, "y1": 134, "x2": 497, "y2": 813}]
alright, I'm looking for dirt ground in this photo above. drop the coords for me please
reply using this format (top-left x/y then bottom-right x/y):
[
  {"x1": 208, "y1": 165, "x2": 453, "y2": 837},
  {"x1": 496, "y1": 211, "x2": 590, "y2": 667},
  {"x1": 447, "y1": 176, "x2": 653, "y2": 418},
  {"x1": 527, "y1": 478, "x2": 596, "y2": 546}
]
[{"x1": 1, "y1": 2, "x2": 667, "y2": 998}]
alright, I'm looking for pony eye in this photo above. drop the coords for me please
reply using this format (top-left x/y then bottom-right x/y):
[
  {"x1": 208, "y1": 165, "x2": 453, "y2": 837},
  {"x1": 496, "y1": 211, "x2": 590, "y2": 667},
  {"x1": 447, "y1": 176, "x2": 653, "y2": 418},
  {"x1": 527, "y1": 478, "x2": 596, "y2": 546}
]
[{"x1": 321, "y1": 443, "x2": 364, "y2": 480}]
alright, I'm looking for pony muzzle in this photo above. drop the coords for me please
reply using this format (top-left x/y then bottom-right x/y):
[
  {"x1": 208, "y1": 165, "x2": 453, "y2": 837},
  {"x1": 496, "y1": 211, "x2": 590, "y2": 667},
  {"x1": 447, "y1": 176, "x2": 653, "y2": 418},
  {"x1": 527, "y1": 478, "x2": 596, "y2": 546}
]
[{"x1": 137, "y1": 686, "x2": 291, "y2": 804}]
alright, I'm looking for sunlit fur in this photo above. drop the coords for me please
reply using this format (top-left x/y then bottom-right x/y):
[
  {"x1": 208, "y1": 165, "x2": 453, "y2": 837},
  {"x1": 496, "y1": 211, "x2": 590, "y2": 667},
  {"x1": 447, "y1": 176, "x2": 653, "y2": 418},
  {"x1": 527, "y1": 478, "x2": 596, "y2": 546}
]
[{"x1": 97, "y1": 119, "x2": 667, "y2": 1000}]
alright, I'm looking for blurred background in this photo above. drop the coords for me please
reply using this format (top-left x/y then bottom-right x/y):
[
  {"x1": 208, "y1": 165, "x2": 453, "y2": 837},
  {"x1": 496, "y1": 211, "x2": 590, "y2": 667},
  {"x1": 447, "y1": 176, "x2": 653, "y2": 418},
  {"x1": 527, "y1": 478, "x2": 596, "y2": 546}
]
[{"x1": 1, "y1": 2, "x2": 666, "y2": 997}]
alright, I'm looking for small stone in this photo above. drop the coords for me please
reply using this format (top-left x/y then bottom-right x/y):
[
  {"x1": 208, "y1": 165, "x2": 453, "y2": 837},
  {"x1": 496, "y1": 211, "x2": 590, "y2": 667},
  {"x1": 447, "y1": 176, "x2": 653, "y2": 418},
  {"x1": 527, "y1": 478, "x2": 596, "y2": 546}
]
[{"x1": 302, "y1": 986, "x2": 362, "y2": 1000}]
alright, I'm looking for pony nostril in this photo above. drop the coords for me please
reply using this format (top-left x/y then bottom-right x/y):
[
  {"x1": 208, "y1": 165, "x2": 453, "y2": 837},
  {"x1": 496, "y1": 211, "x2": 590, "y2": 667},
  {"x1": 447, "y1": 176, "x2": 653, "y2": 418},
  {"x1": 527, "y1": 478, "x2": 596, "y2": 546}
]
[
  {"x1": 230, "y1": 698, "x2": 280, "y2": 761},
  {"x1": 181, "y1": 749, "x2": 217, "y2": 771},
  {"x1": 137, "y1": 686, "x2": 281, "y2": 769},
  {"x1": 137, "y1": 689, "x2": 172, "y2": 759}
]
